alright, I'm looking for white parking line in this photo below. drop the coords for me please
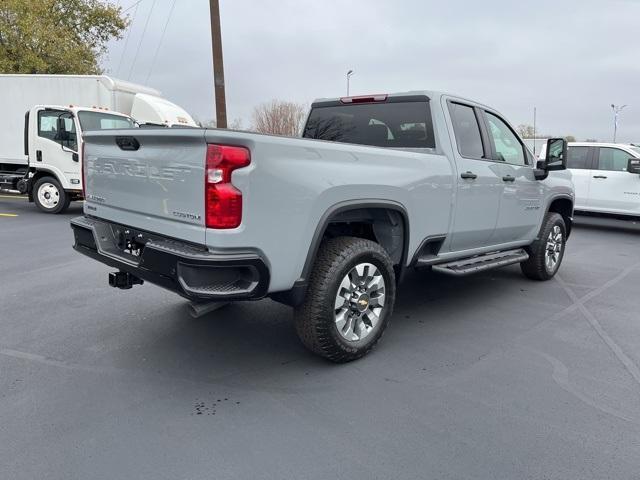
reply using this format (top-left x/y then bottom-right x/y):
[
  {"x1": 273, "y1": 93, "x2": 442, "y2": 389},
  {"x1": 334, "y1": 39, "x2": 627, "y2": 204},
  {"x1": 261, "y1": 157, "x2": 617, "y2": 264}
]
[{"x1": 555, "y1": 273, "x2": 640, "y2": 388}]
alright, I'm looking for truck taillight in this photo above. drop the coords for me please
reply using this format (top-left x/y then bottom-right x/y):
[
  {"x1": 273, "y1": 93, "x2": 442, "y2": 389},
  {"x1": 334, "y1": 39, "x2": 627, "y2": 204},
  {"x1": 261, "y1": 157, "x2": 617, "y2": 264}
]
[{"x1": 205, "y1": 144, "x2": 250, "y2": 229}]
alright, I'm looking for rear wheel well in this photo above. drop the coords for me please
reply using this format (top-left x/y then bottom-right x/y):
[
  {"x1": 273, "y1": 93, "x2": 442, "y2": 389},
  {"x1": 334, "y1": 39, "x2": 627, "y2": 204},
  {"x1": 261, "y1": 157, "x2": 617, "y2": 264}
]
[
  {"x1": 270, "y1": 205, "x2": 409, "y2": 307},
  {"x1": 322, "y1": 207, "x2": 406, "y2": 267},
  {"x1": 548, "y1": 197, "x2": 573, "y2": 236}
]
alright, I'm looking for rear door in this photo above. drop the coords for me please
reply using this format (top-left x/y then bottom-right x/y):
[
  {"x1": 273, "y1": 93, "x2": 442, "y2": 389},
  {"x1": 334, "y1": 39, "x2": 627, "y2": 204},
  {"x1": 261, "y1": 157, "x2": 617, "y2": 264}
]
[
  {"x1": 588, "y1": 146, "x2": 640, "y2": 215},
  {"x1": 445, "y1": 100, "x2": 502, "y2": 251},
  {"x1": 565, "y1": 145, "x2": 594, "y2": 211},
  {"x1": 481, "y1": 110, "x2": 541, "y2": 244},
  {"x1": 84, "y1": 129, "x2": 208, "y2": 244}
]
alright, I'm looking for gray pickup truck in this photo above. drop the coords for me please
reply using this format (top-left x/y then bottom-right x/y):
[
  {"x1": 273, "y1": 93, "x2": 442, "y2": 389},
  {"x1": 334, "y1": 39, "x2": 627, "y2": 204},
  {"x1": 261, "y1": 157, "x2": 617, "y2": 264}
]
[{"x1": 71, "y1": 90, "x2": 574, "y2": 362}]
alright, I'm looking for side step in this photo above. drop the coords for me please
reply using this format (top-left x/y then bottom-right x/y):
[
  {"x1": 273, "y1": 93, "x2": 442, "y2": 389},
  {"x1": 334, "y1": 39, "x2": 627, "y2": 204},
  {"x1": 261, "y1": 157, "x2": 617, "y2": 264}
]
[{"x1": 432, "y1": 249, "x2": 529, "y2": 276}]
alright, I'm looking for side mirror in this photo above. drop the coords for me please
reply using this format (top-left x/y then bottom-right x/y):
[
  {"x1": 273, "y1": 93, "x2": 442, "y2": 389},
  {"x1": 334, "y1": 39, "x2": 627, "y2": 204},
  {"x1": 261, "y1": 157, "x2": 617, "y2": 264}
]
[
  {"x1": 628, "y1": 158, "x2": 640, "y2": 174},
  {"x1": 544, "y1": 138, "x2": 567, "y2": 171}
]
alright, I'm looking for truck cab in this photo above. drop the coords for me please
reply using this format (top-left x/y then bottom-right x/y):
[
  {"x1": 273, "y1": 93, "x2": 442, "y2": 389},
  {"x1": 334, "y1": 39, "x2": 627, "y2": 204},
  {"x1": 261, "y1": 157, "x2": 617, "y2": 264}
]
[
  {"x1": 541, "y1": 142, "x2": 640, "y2": 217},
  {"x1": 23, "y1": 105, "x2": 135, "y2": 213}
]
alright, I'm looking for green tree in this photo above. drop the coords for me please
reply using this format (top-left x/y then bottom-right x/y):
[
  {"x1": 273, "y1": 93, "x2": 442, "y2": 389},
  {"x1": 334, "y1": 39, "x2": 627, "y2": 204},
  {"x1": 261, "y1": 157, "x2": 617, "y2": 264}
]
[{"x1": 0, "y1": 0, "x2": 127, "y2": 74}]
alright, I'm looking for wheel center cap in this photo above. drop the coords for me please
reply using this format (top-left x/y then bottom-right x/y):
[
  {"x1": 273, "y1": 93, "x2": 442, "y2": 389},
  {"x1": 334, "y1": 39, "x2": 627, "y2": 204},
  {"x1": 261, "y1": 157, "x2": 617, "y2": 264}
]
[{"x1": 352, "y1": 293, "x2": 370, "y2": 312}]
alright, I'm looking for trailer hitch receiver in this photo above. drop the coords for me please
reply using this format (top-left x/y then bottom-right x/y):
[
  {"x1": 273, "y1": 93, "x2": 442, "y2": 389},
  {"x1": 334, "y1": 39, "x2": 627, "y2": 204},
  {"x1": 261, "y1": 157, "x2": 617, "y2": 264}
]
[{"x1": 109, "y1": 271, "x2": 144, "y2": 289}]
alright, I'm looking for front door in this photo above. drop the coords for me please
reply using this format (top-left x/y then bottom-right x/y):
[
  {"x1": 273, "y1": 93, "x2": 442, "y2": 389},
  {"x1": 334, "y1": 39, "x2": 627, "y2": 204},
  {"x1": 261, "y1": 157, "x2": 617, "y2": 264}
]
[
  {"x1": 482, "y1": 111, "x2": 542, "y2": 244},
  {"x1": 589, "y1": 147, "x2": 640, "y2": 215},
  {"x1": 30, "y1": 108, "x2": 80, "y2": 188},
  {"x1": 445, "y1": 100, "x2": 503, "y2": 252}
]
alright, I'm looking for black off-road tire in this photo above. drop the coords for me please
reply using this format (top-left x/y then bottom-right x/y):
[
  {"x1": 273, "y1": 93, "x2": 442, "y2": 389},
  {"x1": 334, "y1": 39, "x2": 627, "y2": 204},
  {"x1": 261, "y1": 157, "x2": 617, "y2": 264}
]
[
  {"x1": 33, "y1": 176, "x2": 70, "y2": 214},
  {"x1": 294, "y1": 236, "x2": 396, "y2": 363},
  {"x1": 520, "y1": 212, "x2": 566, "y2": 281}
]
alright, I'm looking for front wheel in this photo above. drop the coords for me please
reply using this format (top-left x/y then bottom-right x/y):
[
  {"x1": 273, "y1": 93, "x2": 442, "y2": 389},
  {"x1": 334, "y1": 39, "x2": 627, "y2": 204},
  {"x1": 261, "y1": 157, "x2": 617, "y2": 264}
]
[
  {"x1": 33, "y1": 176, "x2": 70, "y2": 214},
  {"x1": 521, "y1": 212, "x2": 566, "y2": 281},
  {"x1": 294, "y1": 236, "x2": 396, "y2": 363}
]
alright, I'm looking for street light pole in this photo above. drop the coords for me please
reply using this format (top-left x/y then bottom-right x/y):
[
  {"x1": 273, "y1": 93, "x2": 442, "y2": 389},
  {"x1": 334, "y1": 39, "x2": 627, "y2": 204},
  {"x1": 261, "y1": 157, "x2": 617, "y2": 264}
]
[
  {"x1": 346, "y1": 69, "x2": 354, "y2": 96},
  {"x1": 209, "y1": 0, "x2": 227, "y2": 128},
  {"x1": 611, "y1": 104, "x2": 628, "y2": 143}
]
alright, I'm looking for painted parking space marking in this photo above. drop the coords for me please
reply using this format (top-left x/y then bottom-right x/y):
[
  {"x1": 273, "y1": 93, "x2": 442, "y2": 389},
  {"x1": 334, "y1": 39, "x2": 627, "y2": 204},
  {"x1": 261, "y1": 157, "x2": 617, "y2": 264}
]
[
  {"x1": 0, "y1": 213, "x2": 18, "y2": 217},
  {"x1": 0, "y1": 195, "x2": 27, "y2": 199}
]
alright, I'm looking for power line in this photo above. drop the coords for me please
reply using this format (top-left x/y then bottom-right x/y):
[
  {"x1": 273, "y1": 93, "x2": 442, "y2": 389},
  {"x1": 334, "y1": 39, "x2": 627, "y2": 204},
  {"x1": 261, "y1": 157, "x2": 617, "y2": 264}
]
[
  {"x1": 127, "y1": 0, "x2": 157, "y2": 81},
  {"x1": 145, "y1": 0, "x2": 176, "y2": 84},
  {"x1": 122, "y1": 0, "x2": 144, "y2": 13},
  {"x1": 116, "y1": 0, "x2": 141, "y2": 76}
]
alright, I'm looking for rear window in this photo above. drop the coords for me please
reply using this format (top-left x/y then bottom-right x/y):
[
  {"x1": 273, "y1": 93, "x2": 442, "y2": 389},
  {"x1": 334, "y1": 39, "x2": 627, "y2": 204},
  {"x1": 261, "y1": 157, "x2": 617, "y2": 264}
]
[{"x1": 303, "y1": 100, "x2": 435, "y2": 148}]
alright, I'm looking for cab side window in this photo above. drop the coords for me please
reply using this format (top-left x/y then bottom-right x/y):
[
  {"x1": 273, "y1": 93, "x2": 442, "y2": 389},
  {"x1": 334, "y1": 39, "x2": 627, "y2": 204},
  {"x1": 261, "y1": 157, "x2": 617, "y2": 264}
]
[
  {"x1": 448, "y1": 103, "x2": 484, "y2": 159},
  {"x1": 566, "y1": 146, "x2": 590, "y2": 169},
  {"x1": 38, "y1": 110, "x2": 78, "y2": 151},
  {"x1": 596, "y1": 147, "x2": 630, "y2": 172},
  {"x1": 485, "y1": 112, "x2": 526, "y2": 165},
  {"x1": 38, "y1": 110, "x2": 61, "y2": 141}
]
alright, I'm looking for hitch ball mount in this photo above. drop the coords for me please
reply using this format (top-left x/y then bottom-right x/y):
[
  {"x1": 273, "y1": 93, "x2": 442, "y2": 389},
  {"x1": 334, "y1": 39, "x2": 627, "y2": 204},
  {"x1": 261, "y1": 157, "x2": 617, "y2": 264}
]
[{"x1": 109, "y1": 271, "x2": 144, "y2": 290}]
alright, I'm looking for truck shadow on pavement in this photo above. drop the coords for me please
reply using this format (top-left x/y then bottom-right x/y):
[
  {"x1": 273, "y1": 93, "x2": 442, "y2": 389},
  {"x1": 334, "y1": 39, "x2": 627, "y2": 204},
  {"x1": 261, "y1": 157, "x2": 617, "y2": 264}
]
[{"x1": 114, "y1": 264, "x2": 550, "y2": 388}]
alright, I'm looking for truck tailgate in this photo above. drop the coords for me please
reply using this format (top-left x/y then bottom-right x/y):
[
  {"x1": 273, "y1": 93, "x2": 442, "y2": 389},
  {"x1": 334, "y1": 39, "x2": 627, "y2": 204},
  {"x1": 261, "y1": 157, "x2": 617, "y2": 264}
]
[{"x1": 83, "y1": 129, "x2": 207, "y2": 244}]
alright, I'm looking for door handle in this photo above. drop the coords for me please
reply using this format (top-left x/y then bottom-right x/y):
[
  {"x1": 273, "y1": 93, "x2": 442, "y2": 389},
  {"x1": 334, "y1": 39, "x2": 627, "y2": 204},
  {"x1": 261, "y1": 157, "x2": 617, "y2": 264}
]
[
  {"x1": 36, "y1": 150, "x2": 42, "y2": 162},
  {"x1": 460, "y1": 171, "x2": 477, "y2": 180},
  {"x1": 593, "y1": 175, "x2": 607, "y2": 179},
  {"x1": 502, "y1": 175, "x2": 516, "y2": 182}
]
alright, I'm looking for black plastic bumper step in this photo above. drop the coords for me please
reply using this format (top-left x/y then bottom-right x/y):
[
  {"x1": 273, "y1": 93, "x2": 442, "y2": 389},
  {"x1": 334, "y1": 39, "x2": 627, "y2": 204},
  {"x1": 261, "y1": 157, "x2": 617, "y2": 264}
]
[{"x1": 432, "y1": 249, "x2": 529, "y2": 276}]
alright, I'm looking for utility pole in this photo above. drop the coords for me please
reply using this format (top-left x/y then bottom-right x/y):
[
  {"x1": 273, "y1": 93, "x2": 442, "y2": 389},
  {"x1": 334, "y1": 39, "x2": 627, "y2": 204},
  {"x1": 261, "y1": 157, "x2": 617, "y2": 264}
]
[{"x1": 209, "y1": 0, "x2": 227, "y2": 128}]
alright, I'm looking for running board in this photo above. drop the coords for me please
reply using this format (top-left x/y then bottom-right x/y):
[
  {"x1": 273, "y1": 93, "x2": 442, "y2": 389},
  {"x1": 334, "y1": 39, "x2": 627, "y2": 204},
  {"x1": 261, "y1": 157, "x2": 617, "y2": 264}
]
[{"x1": 431, "y1": 249, "x2": 529, "y2": 276}]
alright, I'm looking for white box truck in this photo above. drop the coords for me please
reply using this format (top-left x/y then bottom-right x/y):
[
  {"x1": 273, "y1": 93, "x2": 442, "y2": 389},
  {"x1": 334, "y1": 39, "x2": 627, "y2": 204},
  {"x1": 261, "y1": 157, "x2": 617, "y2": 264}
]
[{"x1": 0, "y1": 74, "x2": 197, "y2": 213}]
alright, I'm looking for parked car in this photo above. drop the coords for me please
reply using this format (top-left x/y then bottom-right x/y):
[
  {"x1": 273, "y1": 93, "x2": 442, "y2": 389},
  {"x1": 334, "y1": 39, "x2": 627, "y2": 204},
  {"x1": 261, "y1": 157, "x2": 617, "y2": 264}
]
[
  {"x1": 71, "y1": 90, "x2": 574, "y2": 362},
  {"x1": 540, "y1": 142, "x2": 640, "y2": 217}
]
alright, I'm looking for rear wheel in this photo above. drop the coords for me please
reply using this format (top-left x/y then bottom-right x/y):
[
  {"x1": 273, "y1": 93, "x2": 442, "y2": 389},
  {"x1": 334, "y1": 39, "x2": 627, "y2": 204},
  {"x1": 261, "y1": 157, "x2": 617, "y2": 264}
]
[
  {"x1": 521, "y1": 212, "x2": 566, "y2": 281},
  {"x1": 294, "y1": 236, "x2": 396, "y2": 363},
  {"x1": 33, "y1": 176, "x2": 70, "y2": 214}
]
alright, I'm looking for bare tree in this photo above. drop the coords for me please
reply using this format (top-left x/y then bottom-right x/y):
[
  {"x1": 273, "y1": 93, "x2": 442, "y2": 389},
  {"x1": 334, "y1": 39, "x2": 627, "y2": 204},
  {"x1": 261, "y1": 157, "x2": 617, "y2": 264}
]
[
  {"x1": 229, "y1": 118, "x2": 245, "y2": 131},
  {"x1": 193, "y1": 117, "x2": 245, "y2": 130},
  {"x1": 516, "y1": 124, "x2": 536, "y2": 139},
  {"x1": 251, "y1": 100, "x2": 307, "y2": 136}
]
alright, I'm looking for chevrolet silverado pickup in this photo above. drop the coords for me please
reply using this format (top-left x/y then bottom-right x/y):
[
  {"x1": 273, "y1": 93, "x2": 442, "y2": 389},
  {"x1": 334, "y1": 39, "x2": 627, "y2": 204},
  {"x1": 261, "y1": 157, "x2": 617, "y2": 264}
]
[
  {"x1": 540, "y1": 142, "x2": 640, "y2": 217},
  {"x1": 71, "y1": 91, "x2": 574, "y2": 362}
]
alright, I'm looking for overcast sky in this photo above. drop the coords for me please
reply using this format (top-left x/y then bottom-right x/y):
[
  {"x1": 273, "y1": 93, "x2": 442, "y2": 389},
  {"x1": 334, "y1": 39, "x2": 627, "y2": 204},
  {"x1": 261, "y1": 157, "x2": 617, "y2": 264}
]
[{"x1": 104, "y1": 0, "x2": 640, "y2": 142}]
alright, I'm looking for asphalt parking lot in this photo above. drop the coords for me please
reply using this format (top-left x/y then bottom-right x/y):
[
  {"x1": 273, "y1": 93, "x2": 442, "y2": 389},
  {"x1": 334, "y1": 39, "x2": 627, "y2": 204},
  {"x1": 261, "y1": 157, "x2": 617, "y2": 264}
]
[{"x1": 1, "y1": 195, "x2": 639, "y2": 480}]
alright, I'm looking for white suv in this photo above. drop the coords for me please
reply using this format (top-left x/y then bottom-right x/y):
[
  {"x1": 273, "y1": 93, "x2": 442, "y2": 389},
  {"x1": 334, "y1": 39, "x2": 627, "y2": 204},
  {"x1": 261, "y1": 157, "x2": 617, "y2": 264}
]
[{"x1": 541, "y1": 142, "x2": 640, "y2": 217}]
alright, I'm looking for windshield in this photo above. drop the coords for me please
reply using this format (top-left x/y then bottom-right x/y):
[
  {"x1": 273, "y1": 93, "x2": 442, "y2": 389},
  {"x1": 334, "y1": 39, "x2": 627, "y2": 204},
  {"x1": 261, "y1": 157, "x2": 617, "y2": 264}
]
[
  {"x1": 630, "y1": 146, "x2": 640, "y2": 156},
  {"x1": 78, "y1": 111, "x2": 135, "y2": 131},
  {"x1": 303, "y1": 100, "x2": 435, "y2": 148}
]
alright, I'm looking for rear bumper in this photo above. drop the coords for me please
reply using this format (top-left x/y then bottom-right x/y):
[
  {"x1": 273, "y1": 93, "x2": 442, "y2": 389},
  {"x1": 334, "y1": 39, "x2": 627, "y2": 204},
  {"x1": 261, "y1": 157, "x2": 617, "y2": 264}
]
[{"x1": 70, "y1": 216, "x2": 270, "y2": 301}]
